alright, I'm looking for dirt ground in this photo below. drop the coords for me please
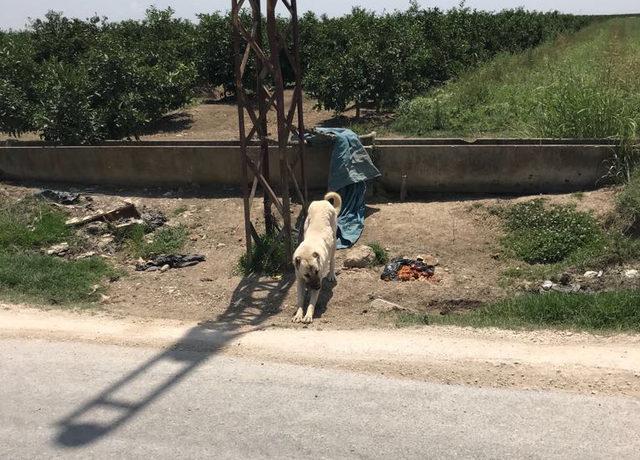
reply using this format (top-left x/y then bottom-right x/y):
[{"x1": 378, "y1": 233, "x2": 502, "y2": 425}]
[
  {"x1": 0, "y1": 181, "x2": 625, "y2": 329},
  {"x1": 3, "y1": 90, "x2": 400, "y2": 142}
]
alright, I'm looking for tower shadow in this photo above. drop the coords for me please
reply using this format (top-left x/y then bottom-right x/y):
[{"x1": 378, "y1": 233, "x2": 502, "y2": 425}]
[{"x1": 55, "y1": 274, "x2": 294, "y2": 447}]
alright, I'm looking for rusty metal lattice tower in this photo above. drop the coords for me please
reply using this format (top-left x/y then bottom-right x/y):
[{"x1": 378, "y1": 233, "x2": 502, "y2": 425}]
[{"x1": 231, "y1": 0, "x2": 307, "y2": 265}]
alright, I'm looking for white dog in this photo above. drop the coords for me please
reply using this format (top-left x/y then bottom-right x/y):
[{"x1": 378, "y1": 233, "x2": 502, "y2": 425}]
[{"x1": 292, "y1": 192, "x2": 342, "y2": 323}]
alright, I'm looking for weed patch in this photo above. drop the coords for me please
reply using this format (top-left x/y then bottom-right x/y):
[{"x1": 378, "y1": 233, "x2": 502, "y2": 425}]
[
  {"x1": 500, "y1": 200, "x2": 603, "y2": 264},
  {"x1": 123, "y1": 225, "x2": 188, "y2": 259},
  {"x1": 367, "y1": 241, "x2": 389, "y2": 266},
  {"x1": 237, "y1": 233, "x2": 286, "y2": 276}
]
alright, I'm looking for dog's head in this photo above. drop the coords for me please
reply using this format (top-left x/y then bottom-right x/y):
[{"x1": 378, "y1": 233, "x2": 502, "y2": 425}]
[{"x1": 294, "y1": 252, "x2": 322, "y2": 290}]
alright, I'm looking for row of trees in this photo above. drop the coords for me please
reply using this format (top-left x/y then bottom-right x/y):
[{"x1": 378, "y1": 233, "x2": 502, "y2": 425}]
[{"x1": 0, "y1": 6, "x2": 593, "y2": 143}]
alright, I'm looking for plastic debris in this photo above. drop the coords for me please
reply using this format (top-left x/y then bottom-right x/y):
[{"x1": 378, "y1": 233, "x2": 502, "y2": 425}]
[
  {"x1": 37, "y1": 189, "x2": 80, "y2": 205},
  {"x1": 141, "y1": 208, "x2": 167, "y2": 231},
  {"x1": 136, "y1": 254, "x2": 205, "y2": 271},
  {"x1": 381, "y1": 257, "x2": 436, "y2": 281}
]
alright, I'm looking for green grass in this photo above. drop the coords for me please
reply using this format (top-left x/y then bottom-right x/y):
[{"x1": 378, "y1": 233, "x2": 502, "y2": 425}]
[
  {"x1": 0, "y1": 199, "x2": 71, "y2": 249},
  {"x1": 367, "y1": 241, "x2": 389, "y2": 266},
  {"x1": 394, "y1": 18, "x2": 640, "y2": 141},
  {"x1": 0, "y1": 198, "x2": 116, "y2": 305},
  {"x1": 397, "y1": 291, "x2": 640, "y2": 332},
  {"x1": 237, "y1": 232, "x2": 286, "y2": 276},
  {"x1": 123, "y1": 224, "x2": 188, "y2": 259},
  {"x1": 0, "y1": 251, "x2": 114, "y2": 304}
]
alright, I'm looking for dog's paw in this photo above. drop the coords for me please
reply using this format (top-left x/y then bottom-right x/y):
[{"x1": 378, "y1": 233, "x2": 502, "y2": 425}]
[
  {"x1": 292, "y1": 310, "x2": 304, "y2": 323},
  {"x1": 302, "y1": 314, "x2": 314, "y2": 324},
  {"x1": 326, "y1": 273, "x2": 336, "y2": 283}
]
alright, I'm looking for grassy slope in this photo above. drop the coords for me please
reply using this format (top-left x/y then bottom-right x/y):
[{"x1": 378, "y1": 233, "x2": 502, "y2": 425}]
[{"x1": 394, "y1": 17, "x2": 640, "y2": 138}]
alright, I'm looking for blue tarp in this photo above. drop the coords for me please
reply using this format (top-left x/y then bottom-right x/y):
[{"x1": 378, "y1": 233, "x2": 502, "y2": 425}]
[{"x1": 307, "y1": 128, "x2": 381, "y2": 249}]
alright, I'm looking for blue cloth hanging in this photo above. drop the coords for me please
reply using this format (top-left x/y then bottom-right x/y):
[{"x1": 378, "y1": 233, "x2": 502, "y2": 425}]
[{"x1": 307, "y1": 128, "x2": 381, "y2": 249}]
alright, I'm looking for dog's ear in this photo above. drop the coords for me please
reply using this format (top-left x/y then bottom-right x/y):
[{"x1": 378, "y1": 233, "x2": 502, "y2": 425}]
[
  {"x1": 312, "y1": 252, "x2": 319, "y2": 259},
  {"x1": 294, "y1": 256, "x2": 301, "y2": 267}
]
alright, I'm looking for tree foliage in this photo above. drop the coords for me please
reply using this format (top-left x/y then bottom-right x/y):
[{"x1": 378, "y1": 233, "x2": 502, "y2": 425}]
[{"x1": 0, "y1": 6, "x2": 594, "y2": 142}]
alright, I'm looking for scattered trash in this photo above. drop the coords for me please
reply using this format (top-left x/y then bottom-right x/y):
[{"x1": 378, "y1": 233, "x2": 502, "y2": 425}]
[
  {"x1": 140, "y1": 208, "x2": 167, "y2": 231},
  {"x1": 624, "y1": 269, "x2": 639, "y2": 279},
  {"x1": 381, "y1": 257, "x2": 436, "y2": 281},
  {"x1": 541, "y1": 280, "x2": 555, "y2": 291},
  {"x1": 417, "y1": 254, "x2": 439, "y2": 267},
  {"x1": 216, "y1": 243, "x2": 226, "y2": 249},
  {"x1": 97, "y1": 234, "x2": 115, "y2": 248},
  {"x1": 343, "y1": 245, "x2": 375, "y2": 268},
  {"x1": 37, "y1": 190, "x2": 80, "y2": 205},
  {"x1": 66, "y1": 202, "x2": 140, "y2": 226},
  {"x1": 113, "y1": 218, "x2": 145, "y2": 230},
  {"x1": 45, "y1": 242, "x2": 69, "y2": 256},
  {"x1": 75, "y1": 251, "x2": 97, "y2": 259},
  {"x1": 84, "y1": 221, "x2": 109, "y2": 236},
  {"x1": 136, "y1": 254, "x2": 206, "y2": 271},
  {"x1": 557, "y1": 272, "x2": 571, "y2": 285},
  {"x1": 540, "y1": 279, "x2": 581, "y2": 293}
]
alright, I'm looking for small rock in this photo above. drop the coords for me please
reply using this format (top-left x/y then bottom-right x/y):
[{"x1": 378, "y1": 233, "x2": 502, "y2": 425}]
[
  {"x1": 46, "y1": 242, "x2": 69, "y2": 256},
  {"x1": 99, "y1": 294, "x2": 110, "y2": 304},
  {"x1": 75, "y1": 251, "x2": 96, "y2": 259},
  {"x1": 368, "y1": 298, "x2": 408, "y2": 313},
  {"x1": 189, "y1": 235, "x2": 199, "y2": 242},
  {"x1": 200, "y1": 278, "x2": 214, "y2": 282},
  {"x1": 343, "y1": 245, "x2": 375, "y2": 268},
  {"x1": 160, "y1": 264, "x2": 170, "y2": 273},
  {"x1": 624, "y1": 269, "x2": 639, "y2": 279},
  {"x1": 541, "y1": 280, "x2": 555, "y2": 291},
  {"x1": 216, "y1": 243, "x2": 226, "y2": 249},
  {"x1": 583, "y1": 271, "x2": 599, "y2": 279},
  {"x1": 146, "y1": 266, "x2": 160, "y2": 272}
]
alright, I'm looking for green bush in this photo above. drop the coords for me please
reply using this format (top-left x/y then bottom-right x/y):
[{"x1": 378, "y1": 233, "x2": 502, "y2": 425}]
[{"x1": 501, "y1": 200, "x2": 603, "y2": 264}]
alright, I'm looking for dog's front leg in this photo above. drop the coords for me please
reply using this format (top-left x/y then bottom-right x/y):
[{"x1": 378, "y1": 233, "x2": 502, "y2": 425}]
[
  {"x1": 302, "y1": 289, "x2": 320, "y2": 324},
  {"x1": 292, "y1": 277, "x2": 305, "y2": 323}
]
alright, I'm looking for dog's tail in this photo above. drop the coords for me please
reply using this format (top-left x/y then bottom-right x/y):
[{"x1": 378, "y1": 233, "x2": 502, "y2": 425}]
[{"x1": 324, "y1": 192, "x2": 342, "y2": 213}]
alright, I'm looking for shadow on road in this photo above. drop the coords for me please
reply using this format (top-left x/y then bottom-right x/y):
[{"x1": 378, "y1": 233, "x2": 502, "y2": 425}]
[{"x1": 54, "y1": 274, "x2": 294, "y2": 448}]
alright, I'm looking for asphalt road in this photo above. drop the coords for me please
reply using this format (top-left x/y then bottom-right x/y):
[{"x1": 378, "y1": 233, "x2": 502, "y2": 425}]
[{"x1": 2, "y1": 338, "x2": 639, "y2": 459}]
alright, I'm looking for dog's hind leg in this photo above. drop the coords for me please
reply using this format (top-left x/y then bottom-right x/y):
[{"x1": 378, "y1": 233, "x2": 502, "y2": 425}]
[
  {"x1": 302, "y1": 289, "x2": 320, "y2": 324},
  {"x1": 292, "y1": 278, "x2": 305, "y2": 323},
  {"x1": 327, "y1": 247, "x2": 337, "y2": 282}
]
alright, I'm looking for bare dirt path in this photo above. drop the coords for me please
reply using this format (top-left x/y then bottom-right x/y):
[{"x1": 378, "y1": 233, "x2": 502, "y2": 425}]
[{"x1": 2, "y1": 304, "x2": 639, "y2": 398}]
